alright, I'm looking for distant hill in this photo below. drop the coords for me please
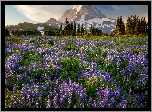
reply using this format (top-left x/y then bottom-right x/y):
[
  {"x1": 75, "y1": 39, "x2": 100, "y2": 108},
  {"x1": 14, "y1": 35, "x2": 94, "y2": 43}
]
[{"x1": 5, "y1": 22, "x2": 59, "y2": 32}]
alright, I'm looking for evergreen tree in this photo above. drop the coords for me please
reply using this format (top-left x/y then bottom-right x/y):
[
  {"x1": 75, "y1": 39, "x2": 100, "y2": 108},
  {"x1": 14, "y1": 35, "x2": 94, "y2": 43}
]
[
  {"x1": 60, "y1": 23, "x2": 63, "y2": 37},
  {"x1": 81, "y1": 23, "x2": 84, "y2": 36},
  {"x1": 64, "y1": 18, "x2": 71, "y2": 36},
  {"x1": 116, "y1": 17, "x2": 120, "y2": 35},
  {"x1": 5, "y1": 28, "x2": 10, "y2": 37},
  {"x1": 77, "y1": 23, "x2": 81, "y2": 36},
  {"x1": 95, "y1": 28, "x2": 98, "y2": 36},
  {"x1": 92, "y1": 27, "x2": 96, "y2": 36},
  {"x1": 143, "y1": 17, "x2": 147, "y2": 34},
  {"x1": 83, "y1": 27, "x2": 87, "y2": 36},
  {"x1": 90, "y1": 24, "x2": 93, "y2": 36},
  {"x1": 146, "y1": 22, "x2": 148, "y2": 34},
  {"x1": 116, "y1": 16, "x2": 125, "y2": 35},
  {"x1": 74, "y1": 21, "x2": 77, "y2": 36},
  {"x1": 11, "y1": 30, "x2": 15, "y2": 36},
  {"x1": 126, "y1": 16, "x2": 132, "y2": 36},
  {"x1": 135, "y1": 16, "x2": 139, "y2": 35},
  {"x1": 70, "y1": 22, "x2": 74, "y2": 36}
]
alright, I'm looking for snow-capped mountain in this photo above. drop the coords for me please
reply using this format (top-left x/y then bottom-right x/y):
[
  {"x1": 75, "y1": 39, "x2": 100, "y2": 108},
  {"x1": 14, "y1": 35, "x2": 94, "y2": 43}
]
[
  {"x1": 46, "y1": 5, "x2": 117, "y2": 34},
  {"x1": 59, "y1": 5, "x2": 107, "y2": 22}
]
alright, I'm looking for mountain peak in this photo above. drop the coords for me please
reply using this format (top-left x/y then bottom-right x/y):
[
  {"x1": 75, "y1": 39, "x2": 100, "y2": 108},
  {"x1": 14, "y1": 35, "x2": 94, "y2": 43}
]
[
  {"x1": 71, "y1": 5, "x2": 83, "y2": 12},
  {"x1": 46, "y1": 5, "x2": 117, "y2": 34},
  {"x1": 59, "y1": 5, "x2": 106, "y2": 23}
]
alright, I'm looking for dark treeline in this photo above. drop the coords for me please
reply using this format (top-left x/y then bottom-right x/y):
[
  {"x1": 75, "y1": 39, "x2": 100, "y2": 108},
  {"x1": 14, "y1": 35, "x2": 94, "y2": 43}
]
[
  {"x1": 111, "y1": 15, "x2": 148, "y2": 36},
  {"x1": 5, "y1": 15, "x2": 148, "y2": 37},
  {"x1": 5, "y1": 29, "x2": 41, "y2": 37},
  {"x1": 44, "y1": 18, "x2": 103, "y2": 37}
]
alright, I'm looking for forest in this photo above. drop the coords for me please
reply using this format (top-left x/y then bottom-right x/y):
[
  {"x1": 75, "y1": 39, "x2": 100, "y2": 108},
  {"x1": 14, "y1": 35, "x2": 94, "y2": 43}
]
[{"x1": 5, "y1": 15, "x2": 148, "y2": 38}]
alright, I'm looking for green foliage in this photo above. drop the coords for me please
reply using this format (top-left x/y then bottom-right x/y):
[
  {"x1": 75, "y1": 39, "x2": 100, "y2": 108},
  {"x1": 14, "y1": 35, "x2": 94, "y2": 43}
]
[
  {"x1": 116, "y1": 16, "x2": 125, "y2": 35},
  {"x1": 5, "y1": 52, "x2": 13, "y2": 58},
  {"x1": 5, "y1": 28, "x2": 10, "y2": 37},
  {"x1": 126, "y1": 15, "x2": 147, "y2": 36},
  {"x1": 5, "y1": 90, "x2": 21, "y2": 108},
  {"x1": 67, "y1": 43, "x2": 75, "y2": 51},
  {"x1": 18, "y1": 60, "x2": 30, "y2": 66},
  {"x1": 29, "y1": 39, "x2": 36, "y2": 43},
  {"x1": 71, "y1": 92, "x2": 79, "y2": 107},
  {"x1": 79, "y1": 76, "x2": 102, "y2": 97},
  {"x1": 106, "y1": 62, "x2": 118, "y2": 77},
  {"x1": 48, "y1": 39, "x2": 54, "y2": 46},
  {"x1": 85, "y1": 51, "x2": 97, "y2": 62},
  {"x1": 5, "y1": 75, "x2": 17, "y2": 91},
  {"x1": 132, "y1": 48, "x2": 140, "y2": 54},
  {"x1": 5, "y1": 37, "x2": 22, "y2": 44},
  {"x1": 59, "y1": 57, "x2": 80, "y2": 82}
]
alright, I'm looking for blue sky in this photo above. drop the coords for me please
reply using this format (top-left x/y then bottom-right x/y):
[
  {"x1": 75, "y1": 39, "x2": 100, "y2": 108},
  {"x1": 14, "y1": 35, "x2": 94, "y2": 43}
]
[{"x1": 5, "y1": 5, "x2": 148, "y2": 26}]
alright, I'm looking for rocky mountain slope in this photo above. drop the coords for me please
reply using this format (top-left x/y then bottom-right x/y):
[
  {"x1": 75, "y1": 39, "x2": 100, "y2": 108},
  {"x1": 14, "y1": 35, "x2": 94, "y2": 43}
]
[{"x1": 47, "y1": 5, "x2": 116, "y2": 34}]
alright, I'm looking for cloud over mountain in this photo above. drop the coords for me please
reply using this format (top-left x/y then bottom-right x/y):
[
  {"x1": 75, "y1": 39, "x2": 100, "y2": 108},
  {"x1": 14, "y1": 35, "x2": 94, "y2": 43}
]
[
  {"x1": 13, "y1": 5, "x2": 148, "y2": 24},
  {"x1": 13, "y1": 5, "x2": 72, "y2": 22}
]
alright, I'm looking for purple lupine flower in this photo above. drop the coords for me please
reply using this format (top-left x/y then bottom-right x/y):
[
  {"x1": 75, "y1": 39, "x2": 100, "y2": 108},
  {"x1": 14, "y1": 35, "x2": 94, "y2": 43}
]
[
  {"x1": 28, "y1": 100, "x2": 32, "y2": 108},
  {"x1": 110, "y1": 97, "x2": 115, "y2": 107},
  {"x1": 98, "y1": 101, "x2": 106, "y2": 108},
  {"x1": 88, "y1": 97, "x2": 93, "y2": 105},
  {"x1": 104, "y1": 86, "x2": 109, "y2": 99},
  {"x1": 13, "y1": 84, "x2": 17, "y2": 94},
  {"x1": 114, "y1": 87, "x2": 121, "y2": 98},
  {"x1": 79, "y1": 103, "x2": 85, "y2": 108},
  {"x1": 53, "y1": 94, "x2": 58, "y2": 108},
  {"x1": 92, "y1": 100, "x2": 98, "y2": 108},
  {"x1": 46, "y1": 96, "x2": 51, "y2": 108},
  {"x1": 116, "y1": 100, "x2": 127, "y2": 108}
]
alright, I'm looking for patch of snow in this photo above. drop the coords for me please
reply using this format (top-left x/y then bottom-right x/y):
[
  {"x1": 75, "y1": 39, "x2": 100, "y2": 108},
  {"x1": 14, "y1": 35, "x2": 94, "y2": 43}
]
[
  {"x1": 76, "y1": 17, "x2": 103, "y2": 28},
  {"x1": 102, "y1": 18, "x2": 111, "y2": 21},
  {"x1": 37, "y1": 26, "x2": 44, "y2": 31},
  {"x1": 84, "y1": 8, "x2": 88, "y2": 14},
  {"x1": 40, "y1": 31, "x2": 44, "y2": 36},
  {"x1": 110, "y1": 24, "x2": 116, "y2": 28},
  {"x1": 71, "y1": 5, "x2": 82, "y2": 12},
  {"x1": 111, "y1": 20, "x2": 116, "y2": 23},
  {"x1": 104, "y1": 24, "x2": 110, "y2": 27},
  {"x1": 111, "y1": 29, "x2": 114, "y2": 31}
]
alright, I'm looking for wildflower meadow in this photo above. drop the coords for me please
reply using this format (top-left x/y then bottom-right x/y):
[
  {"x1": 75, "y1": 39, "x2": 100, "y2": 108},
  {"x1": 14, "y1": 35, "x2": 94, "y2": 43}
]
[{"x1": 5, "y1": 35, "x2": 148, "y2": 108}]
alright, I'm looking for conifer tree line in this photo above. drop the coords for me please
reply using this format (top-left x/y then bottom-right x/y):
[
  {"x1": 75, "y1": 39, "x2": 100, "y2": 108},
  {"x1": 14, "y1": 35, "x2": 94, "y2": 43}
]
[
  {"x1": 5, "y1": 29, "x2": 41, "y2": 37},
  {"x1": 58, "y1": 18, "x2": 103, "y2": 37},
  {"x1": 113, "y1": 15, "x2": 148, "y2": 36},
  {"x1": 5, "y1": 15, "x2": 148, "y2": 37}
]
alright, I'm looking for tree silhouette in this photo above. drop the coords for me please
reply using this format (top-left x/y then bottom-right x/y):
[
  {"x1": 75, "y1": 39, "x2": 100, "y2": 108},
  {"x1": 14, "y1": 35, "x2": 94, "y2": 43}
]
[
  {"x1": 81, "y1": 23, "x2": 84, "y2": 36},
  {"x1": 5, "y1": 28, "x2": 10, "y2": 37},
  {"x1": 59, "y1": 23, "x2": 63, "y2": 37},
  {"x1": 77, "y1": 23, "x2": 81, "y2": 36},
  {"x1": 74, "y1": 21, "x2": 77, "y2": 36}
]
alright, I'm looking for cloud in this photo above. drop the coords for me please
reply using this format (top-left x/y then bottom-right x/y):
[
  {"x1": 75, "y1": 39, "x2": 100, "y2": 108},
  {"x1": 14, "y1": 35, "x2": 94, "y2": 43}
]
[
  {"x1": 13, "y1": 5, "x2": 148, "y2": 24},
  {"x1": 111, "y1": 5, "x2": 120, "y2": 10},
  {"x1": 13, "y1": 5, "x2": 72, "y2": 22}
]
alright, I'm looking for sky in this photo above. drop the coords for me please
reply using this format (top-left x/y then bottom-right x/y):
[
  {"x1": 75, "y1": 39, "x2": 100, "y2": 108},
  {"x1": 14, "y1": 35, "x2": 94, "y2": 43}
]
[{"x1": 5, "y1": 5, "x2": 148, "y2": 26}]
